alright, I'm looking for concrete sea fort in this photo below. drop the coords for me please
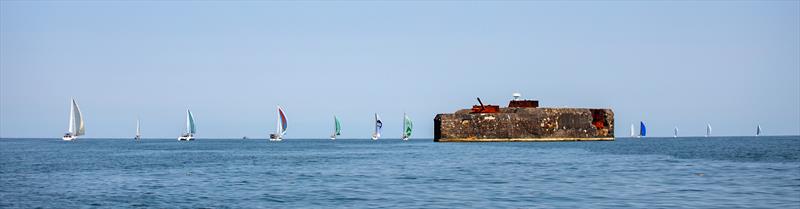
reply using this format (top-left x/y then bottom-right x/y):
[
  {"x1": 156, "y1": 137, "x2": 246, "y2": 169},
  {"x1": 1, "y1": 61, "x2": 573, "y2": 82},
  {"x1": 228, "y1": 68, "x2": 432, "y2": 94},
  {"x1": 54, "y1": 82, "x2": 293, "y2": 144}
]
[{"x1": 434, "y1": 93, "x2": 614, "y2": 142}]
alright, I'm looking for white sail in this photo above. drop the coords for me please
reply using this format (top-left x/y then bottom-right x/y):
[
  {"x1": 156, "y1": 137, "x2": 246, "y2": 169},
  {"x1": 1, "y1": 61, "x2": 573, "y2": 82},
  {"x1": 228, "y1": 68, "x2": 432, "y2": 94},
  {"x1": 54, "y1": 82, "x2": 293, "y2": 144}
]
[
  {"x1": 63, "y1": 99, "x2": 84, "y2": 141},
  {"x1": 706, "y1": 124, "x2": 712, "y2": 137},
  {"x1": 186, "y1": 110, "x2": 196, "y2": 134},
  {"x1": 68, "y1": 100, "x2": 75, "y2": 134},
  {"x1": 402, "y1": 113, "x2": 412, "y2": 140},
  {"x1": 73, "y1": 99, "x2": 85, "y2": 136},
  {"x1": 630, "y1": 124, "x2": 635, "y2": 137},
  {"x1": 66, "y1": 99, "x2": 85, "y2": 136},
  {"x1": 756, "y1": 125, "x2": 762, "y2": 136},
  {"x1": 276, "y1": 115, "x2": 282, "y2": 138},
  {"x1": 673, "y1": 127, "x2": 678, "y2": 138},
  {"x1": 136, "y1": 119, "x2": 141, "y2": 137},
  {"x1": 372, "y1": 113, "x2": 382, "y2": 140}
]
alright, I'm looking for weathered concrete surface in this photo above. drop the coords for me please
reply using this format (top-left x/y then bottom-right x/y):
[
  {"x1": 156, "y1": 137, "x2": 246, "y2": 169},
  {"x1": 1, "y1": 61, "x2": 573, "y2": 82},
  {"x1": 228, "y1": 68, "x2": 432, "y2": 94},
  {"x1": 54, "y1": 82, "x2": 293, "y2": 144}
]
[{"x1": 434, "y1": 107, "x2": 614, "y2": 142}]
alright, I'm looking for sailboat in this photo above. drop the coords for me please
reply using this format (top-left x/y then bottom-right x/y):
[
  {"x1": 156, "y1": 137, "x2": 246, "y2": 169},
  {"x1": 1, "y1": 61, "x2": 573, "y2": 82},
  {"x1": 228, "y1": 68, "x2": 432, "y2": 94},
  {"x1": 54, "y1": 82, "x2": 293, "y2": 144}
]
[
  {"x1": 269, "y1": 105, "x2": 287, "y2": 141},
  {"x1": 330, "y1": 115, "x2": 341, "y2": 140},
  {"x1": 630, "y1": 124, "x2": 635, "y2": 138},
  {"x1": 402, "y1": 113, "x2": 413, "y2": 141},
  {"x1": 639, "y1": 121, "x2": 646, "y2": 138},
  {"x1": 178, "y1": 109, "x2": 196, "y2": 141},
  {"x1": 705, "y1": 123, "x2": 712, "y2": 137},
  {"x1": 135, "y1": 119, "x2": 141, "y2": 141},
  {"x1": 371, "y1": 113, "x2": 382, "y2": 140},
  {"x1": 673, "y1": 127, "x2": 678, "y2": 138},
  {"x1": 756, "y1": 125, "x2": 762, "y2": 136},
  {"x1": 62, "y1": 99, "x2": 85, "y2": 141}
]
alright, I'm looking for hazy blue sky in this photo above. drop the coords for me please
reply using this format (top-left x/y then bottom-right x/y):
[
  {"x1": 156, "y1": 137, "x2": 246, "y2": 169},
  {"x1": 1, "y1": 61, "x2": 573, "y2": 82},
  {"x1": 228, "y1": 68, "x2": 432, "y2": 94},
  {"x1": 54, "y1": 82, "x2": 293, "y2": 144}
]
[{"x1": 1, "y1": 1, "x2": 798, "y2": 138}]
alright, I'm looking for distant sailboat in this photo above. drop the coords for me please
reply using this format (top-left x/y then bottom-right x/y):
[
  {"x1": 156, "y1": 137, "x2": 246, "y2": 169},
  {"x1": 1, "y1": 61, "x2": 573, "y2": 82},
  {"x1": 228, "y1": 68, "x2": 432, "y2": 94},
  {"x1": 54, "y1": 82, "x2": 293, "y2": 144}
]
[
  {"x1": 270, "y1": 106, "x2": 287, "y2": 141},
  {"x1": 705, "y1": 123, "x2": 712, "y2": 137},
  {"x1": 371, "y1": 113, "x2": 382, "y2": 140},
  {"x1": 178, "y1": 109, "x2": 196, "y2": 141},
  {"x1": 62, "y1": 99, "x2": 85, "y2": 141},
  {"x1": 673, "y1": 127, "x2": 678, "y2": 138},
  {"x1": 135, "y1": 119, "x2": 141, "y2": 141},
  {"x1": 402, "y1": 113, "x2": 413, "y2": 141},
  {"x1": 756, "y1": 125, "x2": 762, "y2": 137},
  {"x1": 330, "y1": 115, "x2": 341, "y2": 140},
  {"x1": 630, "y1": 124, "x2": 635, "y2": 138},
  {"x1": 639, "y1": 121, "x2": 646, "y2": 138}
]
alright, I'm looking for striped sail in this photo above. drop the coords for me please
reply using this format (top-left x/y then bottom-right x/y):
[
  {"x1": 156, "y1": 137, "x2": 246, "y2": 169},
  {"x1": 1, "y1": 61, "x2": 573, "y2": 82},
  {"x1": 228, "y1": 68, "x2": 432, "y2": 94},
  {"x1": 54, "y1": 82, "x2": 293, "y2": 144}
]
[{"x1": 278, "y1": 106, "x2": 287, "y2": 136}]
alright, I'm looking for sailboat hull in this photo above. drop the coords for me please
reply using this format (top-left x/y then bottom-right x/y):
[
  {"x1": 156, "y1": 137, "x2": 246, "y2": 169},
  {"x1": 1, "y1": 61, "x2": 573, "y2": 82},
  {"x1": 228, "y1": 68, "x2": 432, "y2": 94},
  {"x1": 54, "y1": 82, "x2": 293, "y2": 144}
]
[
  {"x1": 178, "y1": 135, "x2": 194, "y2": 141},
  {"x1": 62, "y1": 135, "x2": 76, "y2": 141},
  {"x1": 269, "y1": 134, "x2": 282, "y2": 141}
]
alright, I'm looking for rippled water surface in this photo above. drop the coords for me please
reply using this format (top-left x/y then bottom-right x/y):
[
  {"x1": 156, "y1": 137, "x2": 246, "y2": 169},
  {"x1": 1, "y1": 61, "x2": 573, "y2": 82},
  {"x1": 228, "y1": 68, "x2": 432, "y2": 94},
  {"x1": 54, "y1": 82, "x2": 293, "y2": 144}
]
[{"x1": 1, "y1": 136, "x2": 799, "y2": 208}]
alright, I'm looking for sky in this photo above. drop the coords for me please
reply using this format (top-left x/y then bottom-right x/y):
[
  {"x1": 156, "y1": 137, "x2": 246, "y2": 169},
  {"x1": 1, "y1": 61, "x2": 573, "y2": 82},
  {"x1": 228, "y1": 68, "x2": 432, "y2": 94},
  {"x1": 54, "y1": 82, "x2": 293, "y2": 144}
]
[{"x1": 1, "y1": 1, "x2": 798, "y2": 138}]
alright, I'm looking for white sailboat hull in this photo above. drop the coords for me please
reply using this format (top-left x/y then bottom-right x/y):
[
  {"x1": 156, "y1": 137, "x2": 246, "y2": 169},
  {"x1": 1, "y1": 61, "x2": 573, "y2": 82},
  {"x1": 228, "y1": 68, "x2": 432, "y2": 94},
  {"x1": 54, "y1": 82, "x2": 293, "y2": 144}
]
[
  {"x1": 178, "y1": 135, "x2": 194, "y2": 141},
  {"x1": 62, "y1": 135, "x2": 76, "y2": 141}
]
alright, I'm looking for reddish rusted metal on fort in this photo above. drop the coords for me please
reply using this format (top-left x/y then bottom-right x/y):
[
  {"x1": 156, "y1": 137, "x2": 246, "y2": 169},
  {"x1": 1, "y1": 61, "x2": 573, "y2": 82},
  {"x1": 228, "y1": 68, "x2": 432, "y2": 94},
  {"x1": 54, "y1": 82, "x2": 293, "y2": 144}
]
[
  {"x1": 470, "y1": 105, "x2": 500, "y2": 113},
  {"x1": 470, "y1": 97, "x2": 500, "y2": 113},
  {"x1": 508, "y1": 100, "x2": 539, "y2": 108}
]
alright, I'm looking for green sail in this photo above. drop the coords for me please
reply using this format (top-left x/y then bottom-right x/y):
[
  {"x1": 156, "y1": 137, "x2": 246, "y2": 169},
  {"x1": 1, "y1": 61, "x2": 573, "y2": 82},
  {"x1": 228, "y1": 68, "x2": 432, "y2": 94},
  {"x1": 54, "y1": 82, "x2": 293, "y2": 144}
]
[
  {"x1": 334, "y1": 116, "x2": 341, "y2": 135},
  {"x1": 188, "y1": 110, "x2": 196, "y2": 134},
  {"x1": 403, "y1": 115, "x2": 413, "y2": 137}
]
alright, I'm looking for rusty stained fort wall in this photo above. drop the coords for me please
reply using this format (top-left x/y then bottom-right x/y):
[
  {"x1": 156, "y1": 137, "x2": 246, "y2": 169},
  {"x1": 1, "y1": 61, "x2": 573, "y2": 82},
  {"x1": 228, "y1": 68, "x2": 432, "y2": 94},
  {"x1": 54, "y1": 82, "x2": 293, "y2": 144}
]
[{"x1": 434, "y1": 107, "x2": 614, "y2": 142}]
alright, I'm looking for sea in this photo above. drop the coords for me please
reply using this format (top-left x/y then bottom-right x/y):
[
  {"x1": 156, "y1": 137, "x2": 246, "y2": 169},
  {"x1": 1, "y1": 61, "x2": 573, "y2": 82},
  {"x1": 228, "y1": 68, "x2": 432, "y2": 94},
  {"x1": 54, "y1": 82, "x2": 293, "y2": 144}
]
[{"x1": 1, "y1": 136, "x2": 799, "y2": 208}]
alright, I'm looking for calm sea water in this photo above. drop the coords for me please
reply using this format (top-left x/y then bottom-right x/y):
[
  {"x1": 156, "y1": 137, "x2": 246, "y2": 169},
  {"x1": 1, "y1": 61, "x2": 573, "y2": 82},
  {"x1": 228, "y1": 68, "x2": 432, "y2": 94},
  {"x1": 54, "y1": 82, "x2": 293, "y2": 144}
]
[{"x1": 1, "y1": 136, "x2": 799, "y2": 208}]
